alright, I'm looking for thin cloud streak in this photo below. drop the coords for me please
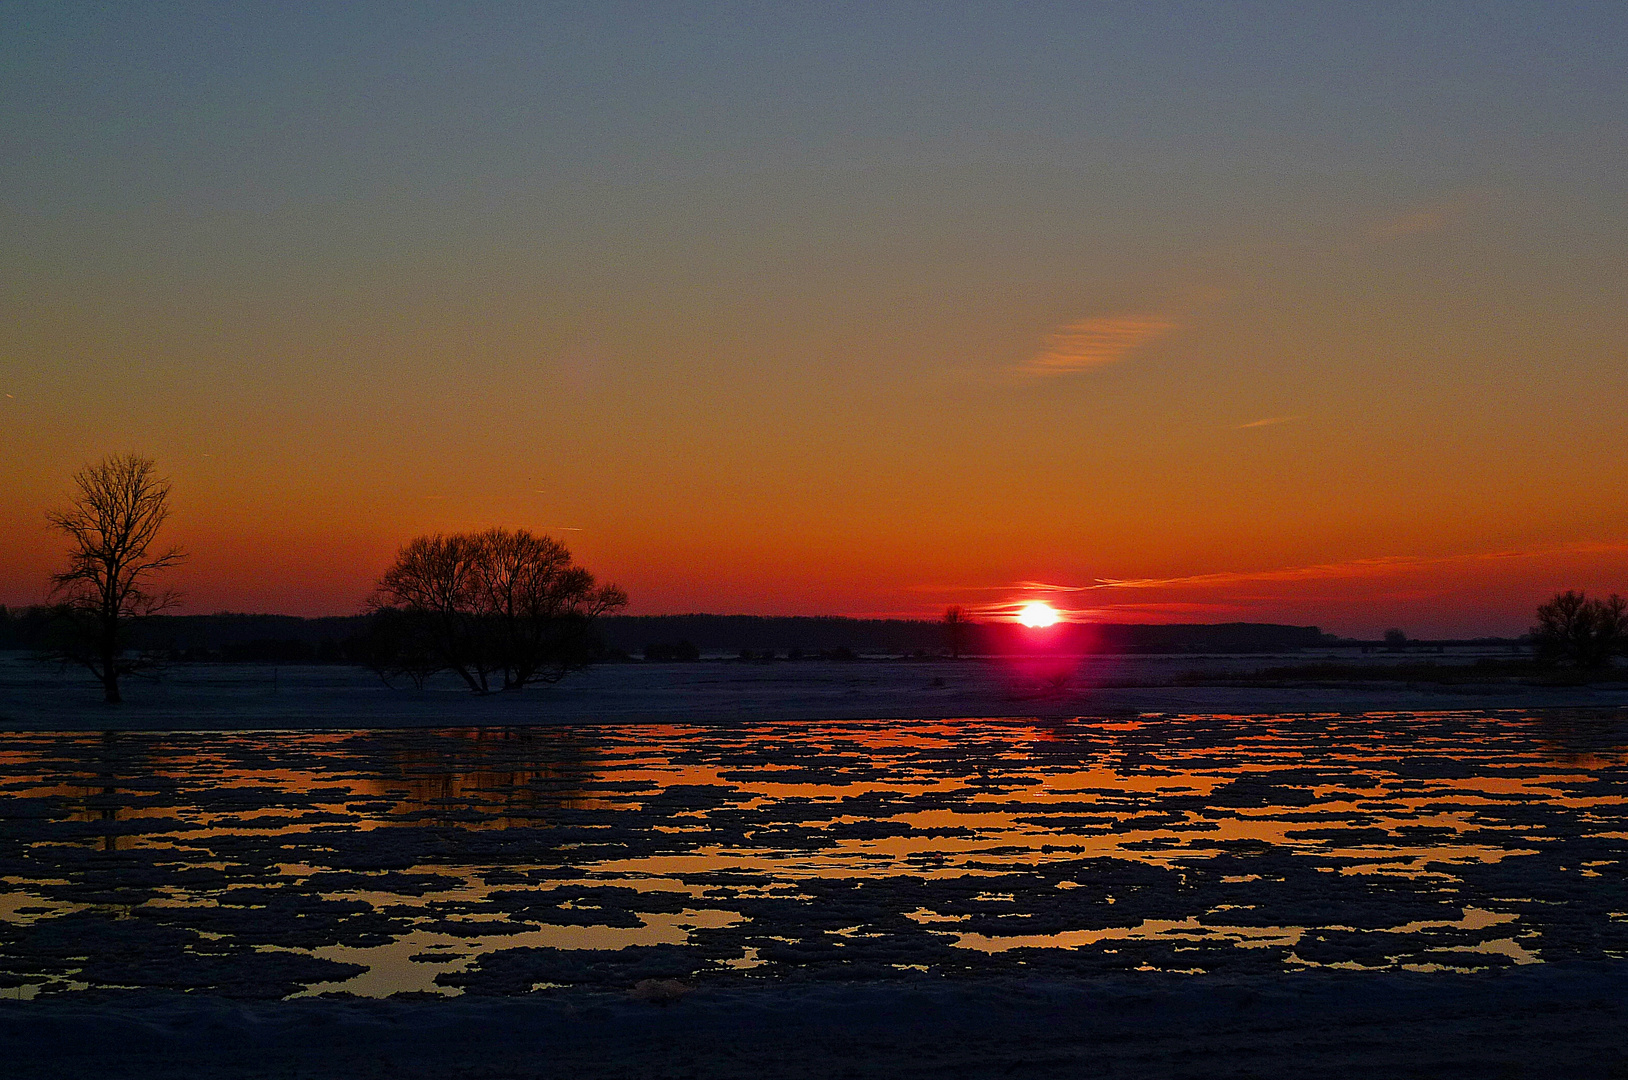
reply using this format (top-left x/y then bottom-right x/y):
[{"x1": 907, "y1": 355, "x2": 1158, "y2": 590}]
[
  {"x1": 907, "y1": 542, "x2": 1628, "y2": 604},
  {"x1": 1234, "y1": 415, "x2": 1303, "y2": 429},
  {"x1": 905, "y1": 580, "x2": 1100, "y2": 594},
  {"x1": 1363, "y1": 192, "x2": 1490, "y2": 246},
  {"x1": 1090, "y1": 542, "x2": 1628, "y2": 591},
  {"x1": 1370, "y1": 208, "x2": 1453, "y2": 242},
  {"x1": 1022, "y1": 315, "x2": 1174, "y2": 376}
]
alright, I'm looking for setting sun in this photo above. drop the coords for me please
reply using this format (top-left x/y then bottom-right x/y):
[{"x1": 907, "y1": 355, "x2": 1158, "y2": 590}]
[{"x1": 1017, "y1": 601, "x2": 1061, "y2": 628}]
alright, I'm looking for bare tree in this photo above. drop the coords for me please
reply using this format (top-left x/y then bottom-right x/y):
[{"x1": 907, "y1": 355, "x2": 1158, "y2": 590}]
[
  {"x1": 473, "y1": 529, "x2": 627, "y2": 688},
  {"x1": 370, "y1": 528, "x2": 627, "y2": 693},
  {"x1": 943, "y1": 605, "x2": 971, "y2": 659},
  {"x1": 1531, "y1": 590, "x2": 1626, "y2": 669},
  {"x1": 46, "y1": 454, "x2": 185, "y2": 704},
  {"x1": 349, "y1": 605, "x2": 443, "y2": 690},
  {"x1": 373, "y1": 532, "x2": 488, "y2": 690}
]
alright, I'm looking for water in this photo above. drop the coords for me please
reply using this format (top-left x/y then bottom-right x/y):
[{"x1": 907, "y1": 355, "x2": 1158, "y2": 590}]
[{"x1": 1, "y1": 710, "x2": 1624, "y2": 999}]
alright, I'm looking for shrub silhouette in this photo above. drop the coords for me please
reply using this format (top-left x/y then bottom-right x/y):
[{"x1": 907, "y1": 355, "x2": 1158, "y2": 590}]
[
  {"x1": 943, "y1": 605, "x2": 972, "y2": 659},
  {"x1": 1531, "y1": 590, "x2": 1626, "y2": 669},
  {"x1": 643, "y1": 640, "x2": 700, "y2": 661}
]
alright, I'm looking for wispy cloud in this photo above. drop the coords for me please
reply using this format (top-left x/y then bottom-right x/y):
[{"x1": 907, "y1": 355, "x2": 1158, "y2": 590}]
[
  {"x1": 1365, "y1": 192, "x2": 1490, "y2": 246},
  {"x1": 1369, "y1": 208, "x2": 1453, "y2": 242},
  {"x1": 1022, "y1": 315, "x2": 1175, "y2": 376},
  {"x1": 1090, "y1": 542, "x2": 1628, "y2": 591},
  {"x1": 908, "y1": 542, "x2": 1628, "y2": 605},
  {"x1": 906, "y1": 580, "x2": 1098, "y2": 595},
  {"x1": 1233, "y1": 415, "x2": 1303, "y2": 430}
]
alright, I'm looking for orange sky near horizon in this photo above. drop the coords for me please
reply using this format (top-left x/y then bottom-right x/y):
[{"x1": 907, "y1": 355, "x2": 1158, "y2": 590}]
[{"x1": 3, "y1": 6, "x2": 1626, "y2": 638}]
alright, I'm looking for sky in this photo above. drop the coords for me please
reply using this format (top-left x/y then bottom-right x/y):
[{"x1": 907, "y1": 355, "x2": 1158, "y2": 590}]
[{"x1": 2, "y1": 1, "x2": 1626, "y2": 637}]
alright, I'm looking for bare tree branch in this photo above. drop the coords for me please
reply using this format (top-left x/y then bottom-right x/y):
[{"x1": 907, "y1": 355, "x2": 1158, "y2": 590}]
[{"x1": 46, "y1": 454, "x2": 186, "y2": 703}]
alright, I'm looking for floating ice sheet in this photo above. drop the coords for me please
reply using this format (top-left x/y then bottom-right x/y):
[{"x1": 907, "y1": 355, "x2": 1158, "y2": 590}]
[{"x1": 0, "y1": 710, "x2": 1623, "y2": 998}]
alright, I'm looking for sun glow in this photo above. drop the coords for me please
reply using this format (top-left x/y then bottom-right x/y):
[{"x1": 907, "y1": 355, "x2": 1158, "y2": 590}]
[{"x1": 1017, "y1": 601, "x2": 1060, "y2": 628}]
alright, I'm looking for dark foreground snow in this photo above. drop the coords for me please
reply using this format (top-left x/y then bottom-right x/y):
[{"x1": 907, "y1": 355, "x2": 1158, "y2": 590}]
[{"x1": 5, "y1": 968, "x2": 1625, "y2": 1079}]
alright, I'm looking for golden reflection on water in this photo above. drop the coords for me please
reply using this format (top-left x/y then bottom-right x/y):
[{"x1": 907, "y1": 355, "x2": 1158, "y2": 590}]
[
  {"x1": 5, "y1": 715, "x2": 1622, "y2": 869},
  {"x1": 0, "y1": 710, "x2": 1623, "y2": 996}
]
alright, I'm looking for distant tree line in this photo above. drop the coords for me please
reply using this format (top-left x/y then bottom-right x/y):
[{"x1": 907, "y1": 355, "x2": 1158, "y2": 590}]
[
  {"x1": 643, "y1": 640, "x2": 701, "y2": 661},
  {"x1": 3, "y1": 608, "x2": 1351, "y2": 663},
  {"x1": 729, "y1": 646, "x2": 860, "y2": 662},
  {"x1": 593, "y1": 615, "x2": 1335, "y2": 656},
  {"x1": 0, "y1": 608, "x2": 369, "y2": 663}
]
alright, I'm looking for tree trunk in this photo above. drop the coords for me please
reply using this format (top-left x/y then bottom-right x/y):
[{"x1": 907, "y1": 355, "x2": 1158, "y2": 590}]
[{"x1": 100, "y1": 619, "x2": 121, "y2": 704}]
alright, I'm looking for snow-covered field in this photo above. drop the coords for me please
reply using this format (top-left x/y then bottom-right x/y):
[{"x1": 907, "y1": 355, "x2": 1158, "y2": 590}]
[
  {"x1": 1, "y1": 707, "x2": 1625, "y2": 1076},
  {"x1": 3, "y1": 652, "x2": 1625, "y2": 729}
]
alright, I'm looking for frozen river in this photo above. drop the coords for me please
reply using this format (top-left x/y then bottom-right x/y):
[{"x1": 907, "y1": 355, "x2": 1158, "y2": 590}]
[{"x1": 2, "y1": 710, "x2": 1624, "y2": 1000}]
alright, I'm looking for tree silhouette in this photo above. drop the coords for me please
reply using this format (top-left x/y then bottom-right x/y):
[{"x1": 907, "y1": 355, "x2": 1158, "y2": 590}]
[
  {"x1": 370, "y1": 528, "x2": 626, "y2": 692},
  {"x1": 46, "y1": 454, "x2": 185, "y2": 704},
  {"x1": 943, "y1": 605, "x2": 971, "y2": 659},
  {"x1": 1531, "y1": 590, "x2": 1626, "y2": 669}
]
